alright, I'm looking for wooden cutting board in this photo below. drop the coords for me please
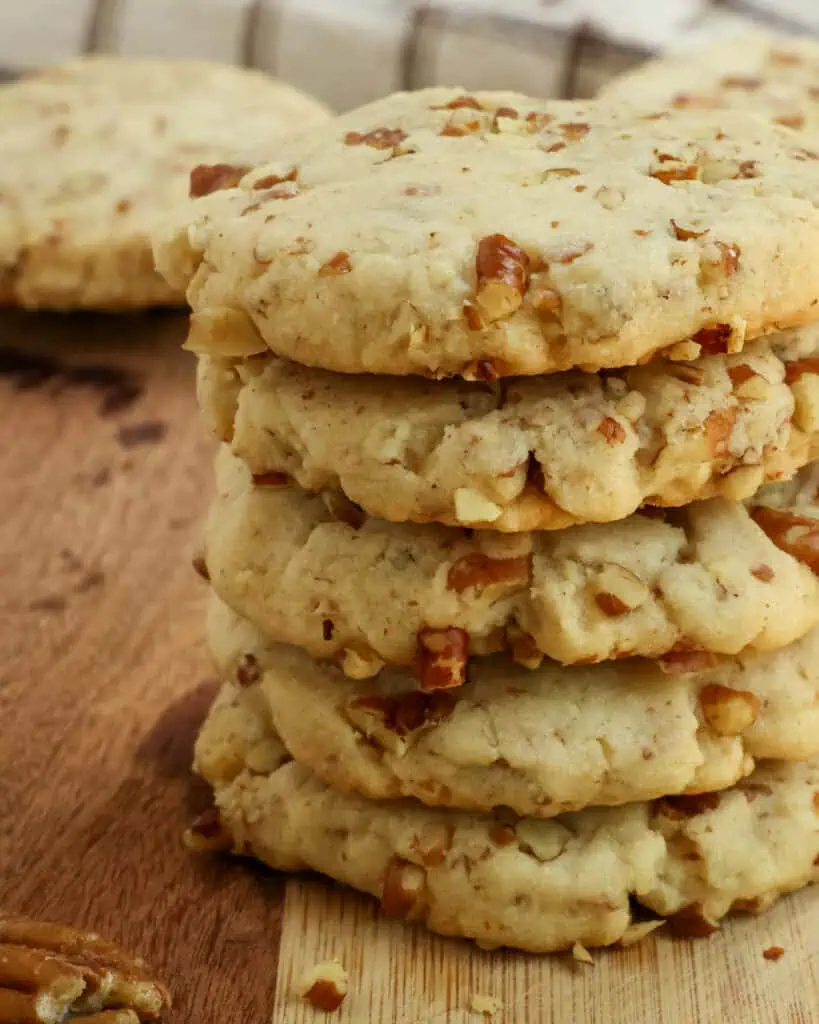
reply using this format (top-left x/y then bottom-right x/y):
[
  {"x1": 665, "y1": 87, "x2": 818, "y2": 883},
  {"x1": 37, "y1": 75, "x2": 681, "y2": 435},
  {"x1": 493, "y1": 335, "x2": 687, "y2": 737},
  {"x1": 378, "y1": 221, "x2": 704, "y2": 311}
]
[{"x1": 0, "y1": 311, "x2": 816, "y2": 1024}]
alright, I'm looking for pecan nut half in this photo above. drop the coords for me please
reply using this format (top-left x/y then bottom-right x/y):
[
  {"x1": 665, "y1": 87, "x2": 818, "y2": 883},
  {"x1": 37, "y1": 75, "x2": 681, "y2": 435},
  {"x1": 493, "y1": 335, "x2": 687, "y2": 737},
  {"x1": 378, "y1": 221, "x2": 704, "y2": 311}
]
[
  {"x1": 0, "y1": 913, "x2": 170, "y2": 1023},
  {"x1": 416, "y1": 628, "x2": 469, "y2": 691},
  {"x1": 751, "y1": 506, "x2": 819, "y2": 573},
  {"x1": 474, "y1": 234, "x2": 529, "y2": 323}
]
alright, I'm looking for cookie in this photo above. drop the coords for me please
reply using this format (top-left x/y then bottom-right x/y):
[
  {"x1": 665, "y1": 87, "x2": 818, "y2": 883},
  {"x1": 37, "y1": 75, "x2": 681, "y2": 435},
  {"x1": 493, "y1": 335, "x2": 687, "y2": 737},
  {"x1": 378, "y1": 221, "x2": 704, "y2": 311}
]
[
  {"x1": 195, "y1": 683, "x2": 819, "y2": 953},
  {"x1": 0, "y1": 57, "x2": 329, "y2": 310},
  {"x1": 198, "y1": 325, "x2": 819, "y2": 531},
  {"x1": 601, "y1": 32, "x2": 819, "y2": 132},
  {"x1": 208, "y1": 596, "x2": 819, "y2": 817},
  {"x1": 205, "y1": 450, "x2": 819, "y2": 676},
  {"x1": 154, "y1": 87, "x2": 819, "y2": 378}
]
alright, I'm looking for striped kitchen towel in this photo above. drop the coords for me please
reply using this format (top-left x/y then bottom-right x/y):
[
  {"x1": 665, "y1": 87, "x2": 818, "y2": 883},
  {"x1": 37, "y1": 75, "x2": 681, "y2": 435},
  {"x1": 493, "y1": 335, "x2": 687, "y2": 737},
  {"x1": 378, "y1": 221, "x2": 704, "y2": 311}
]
[{"x1": 2, "y1": 1, "x2": 818, "y2": 107}]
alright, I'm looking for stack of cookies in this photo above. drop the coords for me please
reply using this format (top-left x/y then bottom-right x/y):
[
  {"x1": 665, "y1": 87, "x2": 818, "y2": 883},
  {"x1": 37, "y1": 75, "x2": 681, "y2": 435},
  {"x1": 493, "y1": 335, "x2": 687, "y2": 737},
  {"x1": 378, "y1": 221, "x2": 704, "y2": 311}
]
[{"x1": 155, "y1": 81, "x2": 819, "y2": 952}]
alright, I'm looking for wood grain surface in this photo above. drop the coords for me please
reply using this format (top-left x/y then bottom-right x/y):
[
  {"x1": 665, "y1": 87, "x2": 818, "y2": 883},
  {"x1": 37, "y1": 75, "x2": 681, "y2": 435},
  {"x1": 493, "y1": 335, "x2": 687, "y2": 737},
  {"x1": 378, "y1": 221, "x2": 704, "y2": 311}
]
[{"x1": 0, "y1": 311, "x2": 816, "y2": 1024}]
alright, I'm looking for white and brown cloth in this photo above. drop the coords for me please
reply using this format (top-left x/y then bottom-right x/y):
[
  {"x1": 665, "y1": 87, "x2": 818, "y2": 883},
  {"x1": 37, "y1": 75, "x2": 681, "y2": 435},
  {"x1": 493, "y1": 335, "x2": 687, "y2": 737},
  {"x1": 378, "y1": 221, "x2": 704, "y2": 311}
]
[{"x1": 1, "y1": 1, "x2": 818, "y2": 107}]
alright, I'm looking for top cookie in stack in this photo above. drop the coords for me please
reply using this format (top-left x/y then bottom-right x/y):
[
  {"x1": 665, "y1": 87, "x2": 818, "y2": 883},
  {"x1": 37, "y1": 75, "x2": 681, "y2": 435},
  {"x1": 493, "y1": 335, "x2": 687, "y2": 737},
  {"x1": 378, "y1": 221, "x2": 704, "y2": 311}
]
[
  {"x1": 158, "y1": 87, "x2": 819, "y2": 379},
  {"x1": 159, "y1": 85, "x2": 819, "y2": 951}
]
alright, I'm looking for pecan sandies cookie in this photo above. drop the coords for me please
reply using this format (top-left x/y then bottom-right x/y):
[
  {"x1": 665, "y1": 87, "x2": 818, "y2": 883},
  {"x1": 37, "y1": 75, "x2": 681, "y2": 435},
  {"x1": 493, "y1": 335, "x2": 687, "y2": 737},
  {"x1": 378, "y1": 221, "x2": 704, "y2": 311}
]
[
  {"x1": 0, "y1": 57, "x2": 328, "y2": 311},
  {"x1": 157, "y1": 88, "x2": 819, "y2": 377}
]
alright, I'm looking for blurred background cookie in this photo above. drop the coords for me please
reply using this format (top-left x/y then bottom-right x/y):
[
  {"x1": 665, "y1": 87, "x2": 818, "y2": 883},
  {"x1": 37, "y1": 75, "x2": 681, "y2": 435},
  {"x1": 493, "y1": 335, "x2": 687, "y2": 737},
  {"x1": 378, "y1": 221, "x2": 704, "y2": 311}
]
[{"x1": 0, "y1": 57, "x2": 329, "y2": 311}]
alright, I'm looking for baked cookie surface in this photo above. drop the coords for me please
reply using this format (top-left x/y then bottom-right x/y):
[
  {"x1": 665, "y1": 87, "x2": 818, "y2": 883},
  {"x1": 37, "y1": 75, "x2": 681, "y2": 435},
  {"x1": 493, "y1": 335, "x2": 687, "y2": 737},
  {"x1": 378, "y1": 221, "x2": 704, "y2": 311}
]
[
  {"x1": 204, "y1": 451, "x2": 819, "y2": 675},
  {"x1": 156, "y1": 87, "x2": 819, "y2": 377},
  {"x1": 0, "y1": 57, "x2": 329, "y2": 310},
  {"x1": 198, "y1": 324, "x2": 819, "y2": 530},
  {"x1": 195, "y1": 680, "x2": 819, "y2": 953},
  {"x1": 207, "y1": 597, "x2": 819, "y2": 818}
]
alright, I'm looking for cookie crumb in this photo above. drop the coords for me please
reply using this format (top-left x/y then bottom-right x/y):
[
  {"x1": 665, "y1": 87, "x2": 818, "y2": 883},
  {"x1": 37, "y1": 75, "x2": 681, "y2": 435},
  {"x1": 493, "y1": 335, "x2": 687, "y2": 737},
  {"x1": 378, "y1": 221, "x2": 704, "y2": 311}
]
[
  {"x1": 297, "y1": 960, "x2": 348, "y2": 1012},
  {"x1": 618, "y1": 920, "x2": 665, "y2": 947},
  {"x1": 763, "y1": 945, "x2": 785, "y2": 961},
  {"x1": 571, "y1": 941, "x2": 594, "y2": 966},
  {"x1": 470, "y1": 993, "x2": 503, "y2": 1016}
]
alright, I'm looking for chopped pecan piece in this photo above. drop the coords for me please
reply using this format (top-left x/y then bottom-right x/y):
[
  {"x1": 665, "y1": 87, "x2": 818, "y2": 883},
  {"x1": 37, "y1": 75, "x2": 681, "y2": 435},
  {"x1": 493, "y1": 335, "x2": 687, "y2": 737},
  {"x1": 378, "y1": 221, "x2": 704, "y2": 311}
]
[
  {"x1": 542, "y1": 167, "x2": 579, "y2": 179},
  {"x1": 559, "y1": 123, "x2": 590, "y2": 140},
  {"x1": 693, "y1": 323, "x2": 733, "y2": 355},
  {"x1": 340, "y1": 647, "x2": 384, "y2": 680},
  {"x1": 297, "y1": 960, "x2": 348, "y2": 1013},
  {"x1": 253, "y1": 168, "x2": 298, "y2": 189},
  {"x1": 549, "y1": 241, "x2": 593, "y2": 264},
  {"x1": 668, "y1": 363, "x2": 705, "y2": 385},
  {"x1": 463, "y1": 300, "x2": 483, "y2": 331},
  {"x1": 667, "y1": 903, "x2": 720, "y2": 938},
  {"x1": 0, "y1": 913, "x2": 170, "y2": 1022},
  {"x1": 416, "y1": 628, "x2": 469, "y2": 691},
  {"x1": 243, "y1": 184, "x2": 299, "y2": 214},
  {"x1": 252, "y1": 471, "x2": 289, "y2": 487},
  {"x1": 727, "y1": 364, "x2": 755, "y2": 387},
  {"x1": 774, "y1": 113, "x2": 805, "y2": 130},
  {"x1": 447, "y1": 553, "x2": 532, "y2": 595},
  {"x1": 699, "y1": 684, "x2": 760, "y2": 736},
  {"x1": 593, "y1": 565, "x2": 648, "y2": 617},
  {"x1": 526, "y1": 111, "x2": 554, "y2": 130},
  {"x1": 349, "y1": 690, "x2": 457, "y2": 736},
  {"x1": 473, "y1": 359, "x2": 500, "y2": 382},
  {"x1": 189, "y1": 162, "x2": 249, "y2": 197},
  {"x1": 432, "y1": 96, "x2": 483, "y2": 111},
  {"x1": 381, "y1": 858, "x2": 428, "y2": 920},
  {"x1": 594, "y1": 593, "x2": 630, "y2": 616},
  {"x1": 659, "y1": 649, "x2": 718, "y2": 675},
  {"x1": 318, "y1": 251, "x2": 352, "y2": 276},
  {"x1": 784, "y1": 357, "x2": 819, "y2": 384},
  {"x1": 453, "y1": 488, "x2": 502, "y2": 523},
  {"x1": 474, "y1": 234, "x2": 530, "y2": 322},
  {"x1": 531, "y1": 284, "x2": 561, "y2": 320},
  {"x1": 235, "y1": 653, "x2": 261, "y2": 686},
  {"x1": 492, "y1": 106, "x2": 519, "y2": 126},
  {"x1": 704, "y1": 408, "x2": 736, "y2": 456},
  {"x1": 770, "y1": 49, "x2": 801, "y2": 66},
  {"x1": 670, "y1": 219, "x2": 708, "y2": 241},
  {"x1": 440, "y1": 121, "x2": 480, "y2": 138},
  {"x1": 344, "y1": 127, "x2": 408, "y2": 149},
  {"x1": 597, "y1": 416, "x2": 626, "y2": 445},
  {"x1": 488, "y1": 823, "x2": 517, "y2": 847},
  {"x1": 713, "y1": 241, "x2": 741, "y2": 276},
  {"x1": 403, "y1": 184, "x2": 440, "y2": 197},
  {"x1": 751, "y1": 506, "x2": 819, "y2": 572},
  {"x1": 411, "y1": 824, "x2": 455, "y2": 866},
  {"x1": 736, "y1": 160, "x2": 758, "y2": 179},
  {"x1": 506, "y1": 624, "x2": 544, "y2": 670},
  {"x1": 650, "y1": 164, "x2": 699, "y2": 185}
]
